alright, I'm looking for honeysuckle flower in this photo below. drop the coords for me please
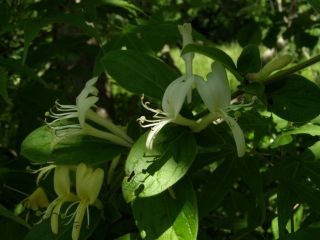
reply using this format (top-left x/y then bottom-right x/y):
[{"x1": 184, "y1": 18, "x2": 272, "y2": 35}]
[
  {"x1": 66, "y1": 163, "x2": 104, "y2": 240},
  {"x1": 42, "y1": 166, "x2": 78, "y2": 234},
  {"x1": 28, "y1": 163, "x2": 56, "y2": 185},
  {"x1": 22, "y1": 187, "x2": 49, "y2": 211},
  {"x1": 195, "y1": 62, "x2": 246, "y2": 157},
  {"x1": 45, "y1": 77, "x2": 133, "y2": 147},
  {"x1": 138, "y1": 75, "x2": 198, "y2": 149},
  {"x1": 137, "y1": 23, "x2": 199, "y2": 149}
]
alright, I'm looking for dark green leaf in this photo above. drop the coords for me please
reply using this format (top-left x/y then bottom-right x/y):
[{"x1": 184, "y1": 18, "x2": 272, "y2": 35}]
[
  {"x1": 288, "y1": 228, "x2": 320, "y2": 240},
  {"x1": 115, "y1": 233, "x2": 142, "y2": 240},
  {"x1": 182, "y1": 44, "x2": 242, "y2": 81},
  {"x1": 0, "y1": 67, "x2": 11, "y2": 104},
  {"x1": 306, "y1": 0, "x2": 320, "y2": 12},
  {"x1": 198, "y1": 157, "x2": 238, "y2": 219},
  {"x1": 237, "y1": 23, "x2": 262, "y2": 47},
  {"x1": 266, "y1": 75, "x2": 320, "y2": 122},
  {"x1": 102, "y1": 50, "x2": 179, "y2": 99},
  {"x1": 122, "y1": 126, "x2": 196, "y2": 202},
  {"x1": 21, "y1": 126, "x2": 123, "y2": 166},
  {"x1": 132, "y1": 178, "x2": 198, "y2": 240},
  {"x1": 0, "y1": 204, "x2": 30, "y2": 229},
  {"x1": 237, "y1": 44, "x2": 261, "y2": 75}
]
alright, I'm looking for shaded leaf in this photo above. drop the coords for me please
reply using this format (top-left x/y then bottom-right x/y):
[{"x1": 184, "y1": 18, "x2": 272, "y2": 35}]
[
  {"x1": 237, "y1": 44, "x2": 261, "y2": 75},
  {"x1": 132, "y1": 178, "x2": 198, "y2": 240}
]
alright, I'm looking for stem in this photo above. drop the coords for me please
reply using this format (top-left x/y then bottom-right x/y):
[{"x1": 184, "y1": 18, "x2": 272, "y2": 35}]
[
  {"x1": 86, "y1": 109, "x2": 133, "y2": 144},
  {"x1": 264, "y1": 54, "x2": 320, "y2": 85},
  {"x1": 174, "y1": 114, "x2": 198, "y2": 129},
  {"x1": 83, "y1": 124, "x2": 132, "y2": 147}
]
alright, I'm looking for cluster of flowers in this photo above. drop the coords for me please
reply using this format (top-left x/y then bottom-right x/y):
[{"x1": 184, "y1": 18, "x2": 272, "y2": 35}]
[
  {"x1": 21, "y1": 23, "x2": 250, "y2": 240},
  {"x1": 138, "y1": 23, "x2": 248, "y2": 157},
  {"x1": 23, "y1": 163, "x2": 104, "y2": 240}
]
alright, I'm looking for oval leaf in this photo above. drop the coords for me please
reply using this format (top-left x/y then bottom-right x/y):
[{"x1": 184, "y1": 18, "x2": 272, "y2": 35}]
[
  {"x1": 132, "y1": 178, "x2": 198, "y2": 240},
  {"x1": 266, "y1": 74, "x2": 320, "y2": 122},
  {"x1": 122, "y1": 126, "x2": 196, "y2": 202},
  {"x1": 21, "y1": 126, "x2": 123, "y2": 166},
  {"x1": 102, "y1": 50, "x2": 179, "y2": 99}
]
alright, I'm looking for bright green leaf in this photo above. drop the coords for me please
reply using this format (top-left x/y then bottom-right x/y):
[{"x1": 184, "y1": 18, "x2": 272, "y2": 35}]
[
  {"x1": 122, "y1": 126, "x2": 196, "y2": 202},
  {"x1": 21, "y1": 126, "x2": 123, "y2": 166}
]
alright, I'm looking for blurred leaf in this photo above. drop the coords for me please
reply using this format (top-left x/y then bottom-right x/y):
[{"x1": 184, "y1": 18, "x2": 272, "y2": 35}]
[
  {"x1": 132, "y1": 178, "x2": 198, "y2": 240},
  {"x1": 288, "y1": 228, "x2": 320, "y2": 240},
  {"x1": 182, "y1": 44, "x2": 242, "y2": 81},
  {"x1": 198, "y1": 157, "x2": 238, "y2": 219},
  {"x1": 284, "y1": 124, "x2": 320, "y2": 136},
  {"x1": 122, "y1": 126, "x2": 196, "y2": 202},
  {"x1": 23, "y1": 14, "x2": 100, "y2": 64},
  {"x1": 100, "y1": 0, "x2": 143, "y2": 15},
  {"x1": 306, "y1": 0, "x2": 320, "y2": 12},
  {"x1": 0, "y1": 57, "x2": 47, "y2": 86},
  {"x1": 266, "y1": 75, "x2": 320, "y2": 122},
  {"x1": 237, "y1": 44, "x2": 261, "y2": 75},
  {"x1": 0, "y1": 67, "x2": 11, "y2": 104},
  {"x1": 237, "y1": 23, "x2": 262, "y2": 47},
  {"x1": 0, "y1": 204, "x2": 30, "y2": 229},
  {"x1": 115, "y1": 233, "x2": 142, "y2": 240},
  {"x1": 102, "y1": 50, "x2": 179, "y2": 99},
  {"x1": 21, "y1": 126, "x2": 123, "y2": 166}
]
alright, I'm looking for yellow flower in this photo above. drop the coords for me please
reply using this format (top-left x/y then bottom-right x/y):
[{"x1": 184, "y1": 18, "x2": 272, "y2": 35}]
[{"x1": 22, "y1": 187, "x2": 49, "y2": 211}]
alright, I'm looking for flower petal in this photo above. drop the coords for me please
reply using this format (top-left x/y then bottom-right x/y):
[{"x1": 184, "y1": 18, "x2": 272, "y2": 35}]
[
  {"x1": 54, "y1": 166, "x2": 71, "y2": 196},
  {"x1": 219, "y1": 110, "x2": 246, "y2": 157},
  {"x1": 196, "y1": 62, "x2": 230, "y2": 112},
  {"x1": 77, "y1": 96, "x2": 98, "y2": 127},
  {"x1": 161, "y1": 75, "x2": 193, "y2": 117},
  {"x1": 146, "y1": 118, "x2": 171, "y2": 150}
]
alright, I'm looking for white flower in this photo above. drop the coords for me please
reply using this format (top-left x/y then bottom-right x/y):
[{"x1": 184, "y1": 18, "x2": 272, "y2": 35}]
[
  {"x1": 195, "y1": 62, "x2": 246, "y2": 157},
  {"x1": 138, "y1": 75, "x2": 197, "y2": 149},
  {"x1": 45, "y1": 77, "x2": 133, "y2": 147}
]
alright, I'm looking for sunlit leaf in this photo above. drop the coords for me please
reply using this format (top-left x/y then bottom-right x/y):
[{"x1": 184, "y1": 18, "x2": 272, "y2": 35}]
[{"x1": 122, "y1": 126, "x2": 196, "y2": 202}]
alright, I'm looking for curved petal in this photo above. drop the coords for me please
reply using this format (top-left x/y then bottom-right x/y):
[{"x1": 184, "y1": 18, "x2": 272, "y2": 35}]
[
  {"x1": 78, "y1": 96, "x2": 98, "y2": 127},
  {"x1": 161, "y1": 75, "x2": 193, "y2": 117},
  {"x1": 219, "y1": 110, "x2": 246, "y2": 157},
  {"x1": 146, "y1": 119, "x2": 171, "y2": 150},
  {"x1": 54, "y1": 166, "x2": 71, "y2": 196},
  {"x1": 86, "y1": 168, "x2": 104, "y2": 204},
  {"x1": 76, "y1": 163, "x2": 89, "y2": 199},
  {"x1": 196, "y1": 62, "x2": 230, "y2": 112}
]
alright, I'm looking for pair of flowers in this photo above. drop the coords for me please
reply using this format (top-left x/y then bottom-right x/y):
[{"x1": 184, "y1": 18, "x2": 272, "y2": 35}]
[
  {"x1": 34, "y1": 163, "x2": 104, "y2": 240},
  {"x1": 138, "y1": 23, "x2": 247, "y2": 157}
]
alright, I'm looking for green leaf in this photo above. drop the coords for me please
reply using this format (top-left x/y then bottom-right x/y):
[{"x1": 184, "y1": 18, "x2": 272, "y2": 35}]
[
  {"x1": 0, "y1": 57, "x2": 47, "y2": 86},
  {"x1": 132, "y1": 178, "x2": 198, "y2": 240},
  {"x1": 102, "y1": 50, "x2": 179, "y2": 99},
  {"x1": 266, "y1": 74, "x2": 320, "y2": 122},
  {"x1": 237, "y1": 22, "x2": 262, "y2": 47},
  {"x1": 0, "y1": 204, "x2": 30, "y2": 229},
  {"x1": 284, "y1": 124, "x2": 320, "y2": 136},
  {"x1": 237, "y1": 44, "x2": 261, "y2": 75},
  {"x1": 115, "y1": 233, "x2": 142, "y2": 240},
  {"x1": 0, "y1": 67, "x2": 11, "y2": 104},
  {"x1": 198, "y1": 157, "x2": 238, "y2": 219},
  {"x1": 122, "y1": 126, "x2": 196, "y2": 202},
  {"x1": 100, "y1": 0, "x2": 143, "y2": 15},
  {"x1": 306, "y1": 0, "x2": 320, "y2": 13},
  {"x1": 23, "y1": 14, "x2": 100, "y2": 64},
  {"x1": 182, "y1": 44, "x2": 242, "y2": 81},
  {"x1": 21, "y1": 126, "x2": 123, "y2": 166},
  {"x1": 237, "y1": 157, "x2": 265, "y2": 226},
  {"x1": 288, "y1": 228, "x2": 320, "y2": 240}
]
